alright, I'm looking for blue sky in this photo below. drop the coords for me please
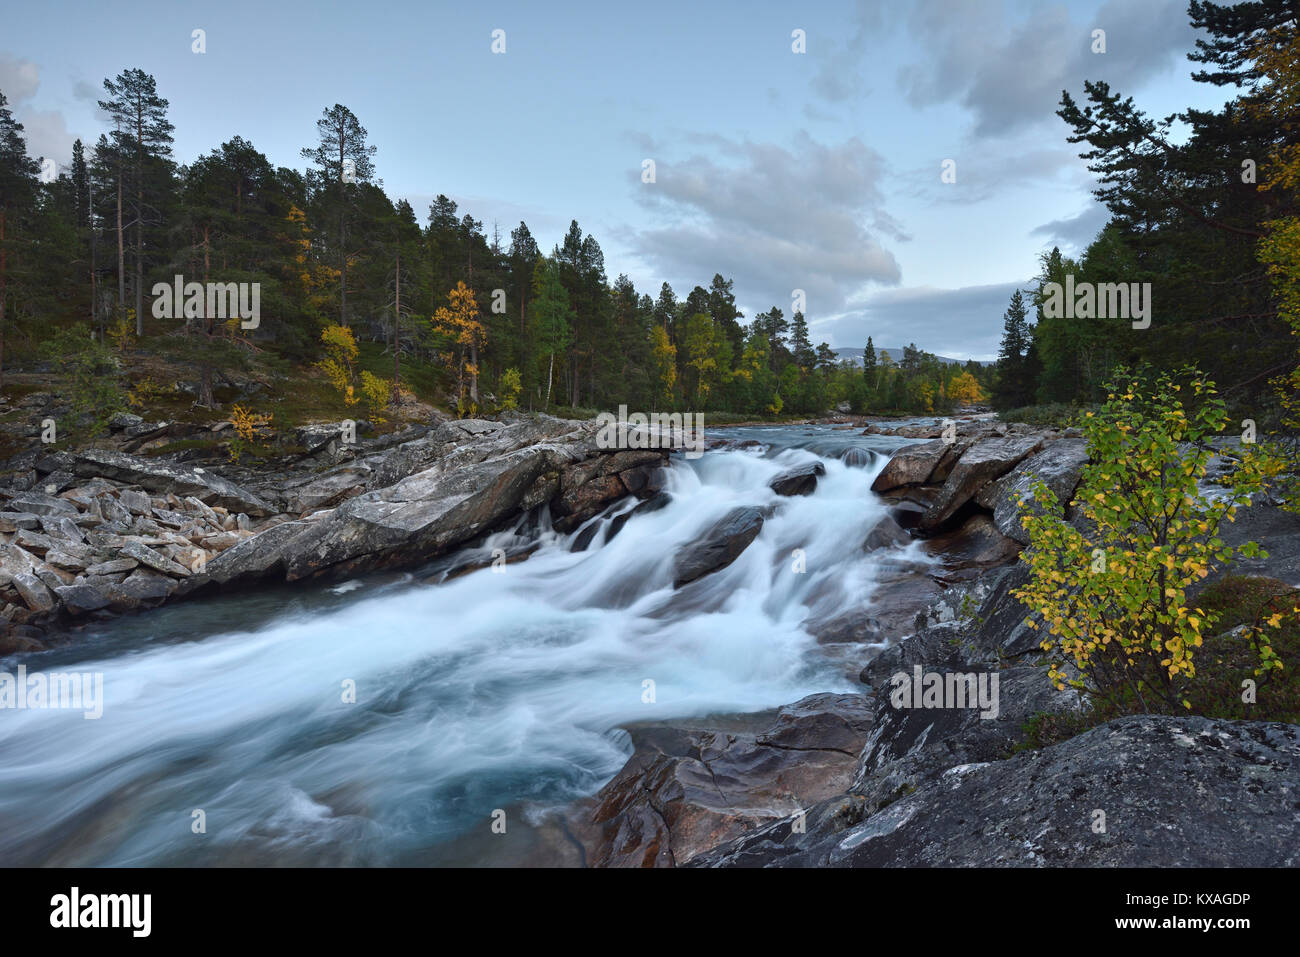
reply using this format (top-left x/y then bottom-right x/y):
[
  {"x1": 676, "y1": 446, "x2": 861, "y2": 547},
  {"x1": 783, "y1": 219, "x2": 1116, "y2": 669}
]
[{"x1": 1, "y1": 0, "x2": 1232, "y2": 359}]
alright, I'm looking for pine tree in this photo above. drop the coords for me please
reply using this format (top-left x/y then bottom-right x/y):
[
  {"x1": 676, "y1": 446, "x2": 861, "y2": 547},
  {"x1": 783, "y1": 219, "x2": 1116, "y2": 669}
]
[
  {"x1": 863, "y1": 335, "x2": 877, "y2": 379},
  {"x1": 98, "y1": 69, "x2": 175, "y2": 335},
  {"x1": 300, "y1": 104, "x2": 376, "y2": 327},
  {"x1": 0, "y1": 92, "x2": 40, "y2": 388}
]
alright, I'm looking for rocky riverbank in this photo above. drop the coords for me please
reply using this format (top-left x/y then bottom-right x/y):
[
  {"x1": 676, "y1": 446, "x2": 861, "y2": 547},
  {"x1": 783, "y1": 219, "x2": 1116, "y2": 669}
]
[
  {"x1": 557, "y1": 417, "x2": 1300, "y2": 867},
  {"x1": 0, "y1": 413, "x2": 671, "y2": 653},
  {"x1": 4, "y1": 410, "x2": 1297, "y2": 867}
]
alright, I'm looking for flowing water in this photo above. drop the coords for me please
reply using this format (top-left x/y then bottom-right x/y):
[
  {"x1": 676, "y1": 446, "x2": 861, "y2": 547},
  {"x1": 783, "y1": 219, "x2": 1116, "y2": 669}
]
[{"x1": 0, "y1": 422, "x2": 931, "y2": 866}]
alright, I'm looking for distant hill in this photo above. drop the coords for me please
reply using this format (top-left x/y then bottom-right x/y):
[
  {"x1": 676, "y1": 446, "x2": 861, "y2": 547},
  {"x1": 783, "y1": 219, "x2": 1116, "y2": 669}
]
[{"x1": 832, "y1": 347, "x2": 991, "y2": 367}]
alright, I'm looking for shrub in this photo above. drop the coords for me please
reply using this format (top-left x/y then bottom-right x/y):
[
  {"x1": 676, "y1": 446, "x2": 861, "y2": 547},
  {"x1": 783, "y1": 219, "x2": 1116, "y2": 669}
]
[{"x1": 1013, "y1": 365, "x2": 1281, "y2": 716}]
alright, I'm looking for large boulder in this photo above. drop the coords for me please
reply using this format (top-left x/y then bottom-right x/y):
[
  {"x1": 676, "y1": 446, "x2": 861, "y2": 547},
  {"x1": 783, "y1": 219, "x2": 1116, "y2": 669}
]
[
  {"x1": 579, "y1": 694, "x2": 875, "y2": 867},
  {"x1": 919, "y1": 434, "x2": 1046, "y2": 532},
  {"x1": 975, "y1": 438, "x2": 1088, "y2": 544},
  {"x1": 870, "y1": 440, "x2": 948, "y2": 492},
  {"x1": 672, "y1": 507, "x2": 766, "y2": 587}
]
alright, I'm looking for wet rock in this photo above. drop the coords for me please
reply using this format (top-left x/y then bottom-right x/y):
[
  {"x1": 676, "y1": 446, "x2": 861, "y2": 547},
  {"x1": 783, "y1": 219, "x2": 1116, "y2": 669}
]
[
  {"x1": 922, "y1": 513, "x2": 1022, "y2": 574},
  {"x1": 862, "y1": 514, "x2": 910, "y2": 551},
  {"x1": 769, "y1": 462, "x2": 826, "y2": 497},
  {"x1": 673, "y1": 506, "x2": 765, "y2": 587},
  {"x1": 581, "y1": 693, "x2": 875, "y2": 867}
]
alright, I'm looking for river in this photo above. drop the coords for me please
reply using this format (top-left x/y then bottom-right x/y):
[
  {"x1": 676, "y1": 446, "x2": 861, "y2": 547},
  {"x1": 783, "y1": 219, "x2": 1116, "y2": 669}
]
[{"x1": 0, "y1": 421, "x2": 932, "y2": 865}]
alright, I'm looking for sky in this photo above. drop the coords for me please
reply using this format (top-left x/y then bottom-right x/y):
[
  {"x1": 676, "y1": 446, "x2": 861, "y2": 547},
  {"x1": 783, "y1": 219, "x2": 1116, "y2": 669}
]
[{"x1": 0, "y1": 0, "x2": 1234, "y2": 360}]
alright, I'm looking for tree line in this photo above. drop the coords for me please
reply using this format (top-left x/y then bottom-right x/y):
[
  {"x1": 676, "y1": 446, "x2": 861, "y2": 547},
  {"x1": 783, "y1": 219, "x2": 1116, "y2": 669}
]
[{"x1": 0, "y1": 68, "x2": 995, "y2": 426}]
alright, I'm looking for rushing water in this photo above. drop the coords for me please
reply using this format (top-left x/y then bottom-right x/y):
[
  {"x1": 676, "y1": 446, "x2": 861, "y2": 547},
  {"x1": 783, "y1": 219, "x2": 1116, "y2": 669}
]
[{"x1": 0, "y1": 422, "x2": 931, "y2": 866}]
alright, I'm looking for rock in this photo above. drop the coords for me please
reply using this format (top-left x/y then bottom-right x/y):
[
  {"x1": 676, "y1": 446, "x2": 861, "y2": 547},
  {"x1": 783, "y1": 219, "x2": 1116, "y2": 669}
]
[
  {"x1": 119, "y1": 540, "x2": 192, "y2": 578},
  {"x1": 672, "y1": 507, "x2": 765, "y2": 587},
  {"x1": 975, "y1": 438, "x2": 1088, "y2": 544},
  {"x1": 108, "y1": 411, "x2": 144, "y2": 431},
  {"x1": 197, "y1": 531, "x2": 242, "y2": 552},
  {"x1": 12, "y1": 572, "x2": 55, "y2": 613},
  {"x1": 69, "y1": 449, "x2": 274, "y2": 516},
  {"x1": 809, "y1": 608, "x2": 886, "y2": 645},
  {"x1": 869, "y1": 440, "x2": 949, "y2": 492},
  {"x1": 53, "y1": 582, "x2": 111, "y2": 615},
  {"x1": 39, "y1": 514, "x2": 85, "y2": 544},
  {"x1": 1212, "y1": 502, "x2": 1300, "y2": 589},
  {"x1": 192, "y1": 441, "x2": 587, "y2": 589},
  {"x1": 13, "y1": 529, "x2": 55, "y2": 555},
  {"x1": 284, "y1": 469, "x2": 368, "y2": 514},
  {"x1": 690, "y1": 717, "x2": 1300, "y2": 867},
  {"x1": 0, "y1": 512, "x2": 39, "y2": 532},
  {"x1": 921, "y1": 513, "x2": 1022, "y2": 575},
  {"x1": 919, "y1": 434, "x2": 1047, "y2": 532},
  {"x1": 862, "y1": 514, "x2": 910, "y2": 551},
  {"x1": 44, "y1": 547, "x2": 93, "y2": 572},
  {"x1": 769, "y1": 462, "x2": 826, "y2": 497},
  {"x1": 618, "y1": 464, "x2": 665, "y2": 498},
  {"x1": 2, "y1": 491, "x2": 78, "y2": 516},
  {"x1": 103, "y1": 569, "x2": 177, "y2": 611},
  {"x1": 580, "y1": 694, "x2": 875, "y2": 867},
  {"x1": 118, "y1": 489, "x2": 152, "y2": 516},
  {"x1": 85, "y1": 558, "x2": 140, "y2": 576},
  {"x1": 967, "y1": 562, "x2": 1043, "y2": 659}
]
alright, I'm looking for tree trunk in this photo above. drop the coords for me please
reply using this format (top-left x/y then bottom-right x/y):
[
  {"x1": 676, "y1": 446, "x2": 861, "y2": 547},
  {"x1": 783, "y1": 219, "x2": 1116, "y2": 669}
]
[
  {"x1": 470, "y1": 340, "x2": 479, "y2": 406},
  {"x1": 198, "y1": 224, "x2": 214, "y2": 408},
  {"x1": 393, "y1": 249, "x2": 401, "y2": 391},
  {"x1": 134, "y1": 104, "x2": 145, "y2": 336},
  {"x1": 89, "y1": 178, "x2": 99, "y2": 339},
  {"x1": 0, "y1": 205, "x2": 7, "y2": 391},
  {"x1": 546, "y1": 351, "x2": 554, "y2": 410},
  {"x1": 116, "y1": 170, "x2": 125, "y2": 324}
]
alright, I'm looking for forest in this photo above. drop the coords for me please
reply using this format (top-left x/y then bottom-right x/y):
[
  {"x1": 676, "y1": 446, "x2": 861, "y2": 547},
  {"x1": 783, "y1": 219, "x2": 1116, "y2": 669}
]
[
  {"x1": 0, "y1": 0, "x2": 1295, "y2": 439},
  {"x1": 0, "y1": 84, "x2": 989, "y2": 436},
  {"x1": 988, "y1": 0, "x2": 1299, "y2": 434}
]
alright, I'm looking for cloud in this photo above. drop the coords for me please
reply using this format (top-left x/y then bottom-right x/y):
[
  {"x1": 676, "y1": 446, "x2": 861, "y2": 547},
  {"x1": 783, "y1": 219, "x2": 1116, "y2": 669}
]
[
  {"x1": 1031, "y1": 201, "x2": 1111, "y2": 252},
  {"x1": 813, "y1": 280, "x2": 1031, "y2": 359},
  {"x1": 19, "y1": 108, "x2": 77, "y2": 165},
  {"x1": 628, "y1": 131, "x2": 904, "y2": 318},
  {"x1": 0, "y1": 55, "x2": 78, "y2": 165},
  {"x1": 0, "y1": 53, "x2": 40, "y2": 104},
  {"x1": 897, "y1": 0, "x2": 1196, "y2": 137}
]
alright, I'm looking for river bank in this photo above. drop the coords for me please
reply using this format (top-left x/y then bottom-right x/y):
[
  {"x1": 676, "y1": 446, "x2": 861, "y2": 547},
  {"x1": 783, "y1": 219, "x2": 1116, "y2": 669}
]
[{"x1": 1, "y1": 411, "x2": 1297, "y2": 866}]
